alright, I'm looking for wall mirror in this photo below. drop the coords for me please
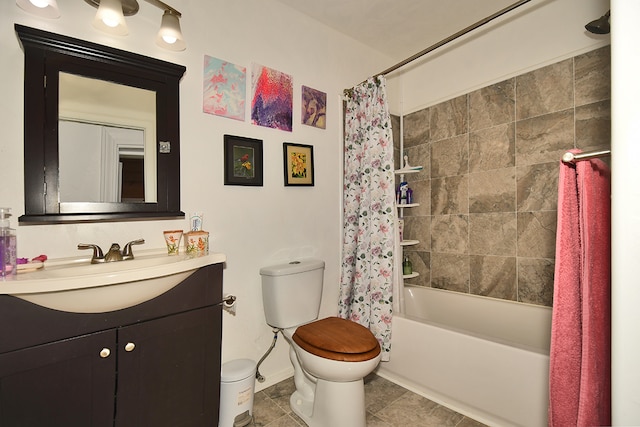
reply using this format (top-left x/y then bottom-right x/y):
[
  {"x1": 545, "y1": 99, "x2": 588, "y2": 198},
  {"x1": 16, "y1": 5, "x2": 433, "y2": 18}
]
[{"x1": 15, "y1": 24, "x2": 186, "y2": 223}]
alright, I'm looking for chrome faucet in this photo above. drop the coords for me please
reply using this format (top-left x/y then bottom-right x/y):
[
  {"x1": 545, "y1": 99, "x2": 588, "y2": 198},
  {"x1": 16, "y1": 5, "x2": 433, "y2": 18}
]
[{"x1": 78, "y1": 239, "x2": 145, "y2": 264}]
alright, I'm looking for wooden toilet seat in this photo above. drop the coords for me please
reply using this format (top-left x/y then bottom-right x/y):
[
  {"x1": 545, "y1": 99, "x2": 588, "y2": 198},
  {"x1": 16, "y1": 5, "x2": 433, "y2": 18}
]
[{"x1": 292, "y1": 317, "x2": 381, "y2": 362}]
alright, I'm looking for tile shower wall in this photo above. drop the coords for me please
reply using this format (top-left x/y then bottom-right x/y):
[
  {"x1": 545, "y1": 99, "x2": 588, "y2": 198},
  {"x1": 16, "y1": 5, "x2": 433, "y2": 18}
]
[{"x1": 397, "y1": 45, "x2": 610, "y2": 307}]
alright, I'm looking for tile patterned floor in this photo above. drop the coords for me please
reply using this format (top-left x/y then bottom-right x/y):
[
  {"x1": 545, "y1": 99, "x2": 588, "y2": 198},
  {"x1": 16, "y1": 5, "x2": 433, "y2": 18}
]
[{"x1": 249, "y1": 374, "x2": 488, "y2": 427}]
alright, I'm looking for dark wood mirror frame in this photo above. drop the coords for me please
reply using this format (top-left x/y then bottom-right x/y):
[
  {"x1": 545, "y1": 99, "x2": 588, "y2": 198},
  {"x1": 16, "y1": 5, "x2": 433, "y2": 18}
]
[{"x1": 15, "y1": 24, "x2": 186, "y2": 224}]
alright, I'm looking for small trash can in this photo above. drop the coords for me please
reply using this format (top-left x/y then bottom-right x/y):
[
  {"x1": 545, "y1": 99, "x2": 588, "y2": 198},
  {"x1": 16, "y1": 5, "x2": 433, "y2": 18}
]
[{"x1": 219, "y1": 359, "x2": 257, "y2": 427}]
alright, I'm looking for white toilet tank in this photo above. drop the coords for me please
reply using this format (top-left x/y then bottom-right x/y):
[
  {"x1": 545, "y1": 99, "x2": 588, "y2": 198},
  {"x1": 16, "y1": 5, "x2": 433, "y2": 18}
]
[{"x1": 260, "y1": 259, "x2": 325, "y2": 329}]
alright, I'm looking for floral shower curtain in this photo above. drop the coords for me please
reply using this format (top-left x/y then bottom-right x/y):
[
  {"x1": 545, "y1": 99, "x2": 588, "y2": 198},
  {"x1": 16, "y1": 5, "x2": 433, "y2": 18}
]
[{"x1": 339, "y1": 76, "x2": 396, "y2": 361}]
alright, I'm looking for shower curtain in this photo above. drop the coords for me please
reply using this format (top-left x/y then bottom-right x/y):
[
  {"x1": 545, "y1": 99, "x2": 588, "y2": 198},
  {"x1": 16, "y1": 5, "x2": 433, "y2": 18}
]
[
  {"x1": 548, "y1": 152, "x2": 611, "y2": 426},
  {"x1": 339, "y1": 76, "x2": 395, "y2": 361}
]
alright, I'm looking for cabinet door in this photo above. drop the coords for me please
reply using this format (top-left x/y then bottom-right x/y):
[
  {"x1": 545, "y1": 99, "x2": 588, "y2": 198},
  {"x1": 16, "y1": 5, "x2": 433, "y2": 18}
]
[
  {"x1": 115, "y1": 306, "x2": 221, "y2": 427},
  {"x1": 0, "y1": 329, "x2": 116, "y2": 427}
]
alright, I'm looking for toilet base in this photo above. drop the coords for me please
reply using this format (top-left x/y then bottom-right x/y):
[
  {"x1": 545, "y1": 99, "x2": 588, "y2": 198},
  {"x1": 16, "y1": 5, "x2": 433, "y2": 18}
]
[{"x1": 290, "y1": 378, "x2": 366, "y2": 427}]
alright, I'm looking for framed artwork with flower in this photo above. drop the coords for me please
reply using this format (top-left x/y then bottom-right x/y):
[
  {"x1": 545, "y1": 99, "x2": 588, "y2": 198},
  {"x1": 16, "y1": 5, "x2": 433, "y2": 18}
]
[
  {"x1": 224, "y1": 134, "x2": 263, "y2": 186},
  {"x1": 283, "y1": 143, "x2": 314, "y2": 186}
]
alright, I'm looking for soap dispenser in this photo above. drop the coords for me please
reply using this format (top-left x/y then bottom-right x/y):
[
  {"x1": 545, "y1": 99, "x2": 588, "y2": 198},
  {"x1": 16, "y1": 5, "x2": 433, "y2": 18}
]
[
  {"x1": 0, "y1": 208, "x2": 17, "y2": 279},
  {"x1": 402, "y1": 255, "x2": 412, "y2": 275}
]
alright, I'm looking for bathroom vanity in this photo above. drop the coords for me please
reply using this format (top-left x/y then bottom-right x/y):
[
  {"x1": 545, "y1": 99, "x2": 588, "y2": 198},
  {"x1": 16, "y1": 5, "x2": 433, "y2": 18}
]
[{"x1": 0, "y1": 259, "x2": 223, "y2": 426}]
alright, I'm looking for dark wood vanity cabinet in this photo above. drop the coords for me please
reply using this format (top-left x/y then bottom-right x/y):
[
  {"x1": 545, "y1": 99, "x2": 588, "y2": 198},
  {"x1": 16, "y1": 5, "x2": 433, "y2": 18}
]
[
  {"x1": 0, "y1": 263, "x2": 223, "y2": 427},
  {"x1": 0, "y1": 328, "x2": 117, "y2": 426}
]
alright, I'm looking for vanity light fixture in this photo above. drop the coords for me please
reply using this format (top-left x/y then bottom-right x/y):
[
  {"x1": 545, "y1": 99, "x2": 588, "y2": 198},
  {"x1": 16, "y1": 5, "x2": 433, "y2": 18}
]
[
  {"x1": 156, "y1": 8, "x2": 186, "y2": 51},
  {"x1": 16, "y1": 0, "x2": 60, "y2": 19},
  {"x1": 86, "y1": 0, "x2": 186, "y2": 50},
  {"x1": 91, "y1": 0, "x2": 132, "y2": 36},
  {"x1": 17, "y1": 0, "x2": 186, "y2": 51}
]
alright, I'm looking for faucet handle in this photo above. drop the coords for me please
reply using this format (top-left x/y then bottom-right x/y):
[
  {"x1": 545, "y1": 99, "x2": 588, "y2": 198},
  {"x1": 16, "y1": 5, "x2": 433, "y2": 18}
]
[
  {"x1": 123, "y1": 238, "x2": 145, "y2": 259},
  {"x1": 78, "y1": 243, "x2": 105, "y2": 264}
]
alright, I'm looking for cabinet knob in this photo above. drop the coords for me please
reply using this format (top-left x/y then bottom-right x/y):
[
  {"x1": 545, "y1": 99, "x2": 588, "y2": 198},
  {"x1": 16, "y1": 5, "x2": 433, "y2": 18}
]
[
  {"x1": 124, "y1": 342, "x2": 136, "y2": 352},
  {"x1": 99, "y1": 348, "x2": 111, "y2": 358}
]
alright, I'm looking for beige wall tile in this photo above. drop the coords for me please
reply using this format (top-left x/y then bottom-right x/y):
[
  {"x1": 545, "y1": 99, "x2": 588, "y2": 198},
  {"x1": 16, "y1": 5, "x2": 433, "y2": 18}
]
[
  {"x1": 399, "y1": 46, "x2": 608, "y2": 308},
  {"x1": 515, "y1": 109, "x2": 575, "y2": 166},
  {"x1": 470, "y1": 255, "x2": 517, "y2": 300},
  {"x1": 516, "y1": 162, "x2": 559, "y2": 212},
  {"x1": 431, "y1": 253, "x2": 469, "y2": 292},
  {"x1": 469, "y1": 123, "x2": 515, "y2": 173},
  {"x1": 403, "y1": 108, "x2": 429, "y2": 148},
  {"x1": 404, "y1": 215, "x2": 430, "y2": 251},
  {"x1": 431, "y1": 175, "x2": 469, "y2": 215},
  {"x1": 429, "y1": 95, "x2": 468, "y2": 141},
  {"x1": 431, "y1": 134, "x2": 469, "y2": 178},
  {"x1": 469, "y1": 212, "x2": 517, "y2": 256},
  {"x1": 431, "y1": 214, "x2": 469, "y2": 254},
  {"x1": 469, "y1": 78, "x2": 515, "y2": 131},
  {"x1": 517, "y1": 257, "x2": 555, "y2": 306},
  {"x1": 575, "y1": 100, "x2": 611, "y2": 153},
  {"x1": 468, "y1": 168, "x2": 516, "y2": 213},
  {"x1": 403, "y1": 143, "x2": 430, "y2": 179},
  {"x1": 575, "y1": 45, "x2": 611, "y2": 107},
  {"x1": 517, "y1": 211, "x2": 557, "y2": 258},
  {"x1": 516, "y1": 59, "x2": 573, "y2": 120}
]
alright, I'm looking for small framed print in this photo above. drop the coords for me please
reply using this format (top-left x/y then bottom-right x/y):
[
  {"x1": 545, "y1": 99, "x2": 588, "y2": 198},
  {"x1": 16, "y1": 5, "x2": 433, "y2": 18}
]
[
  {"x1": 283, "y1": 143, "x2": 314, "y2": 186},
  {"x1": 224, "y1": 134, "x2": 263, "y2": 186}
]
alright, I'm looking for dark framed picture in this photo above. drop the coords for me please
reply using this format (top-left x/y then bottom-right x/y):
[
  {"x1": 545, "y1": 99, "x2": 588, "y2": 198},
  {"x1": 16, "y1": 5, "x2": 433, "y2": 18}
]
[
  {"x1": 283, "y1": 143, "x2": 314, "y2": 186},
  {"x1": 224, "y1": 134, "x2": 263, "y2": 186}
]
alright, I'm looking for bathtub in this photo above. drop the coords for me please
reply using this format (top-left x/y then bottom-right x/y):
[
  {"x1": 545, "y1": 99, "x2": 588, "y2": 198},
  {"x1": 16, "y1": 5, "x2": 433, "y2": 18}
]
[{"x1": 377, "y1": 286, "x2": 552, "y2": 427}]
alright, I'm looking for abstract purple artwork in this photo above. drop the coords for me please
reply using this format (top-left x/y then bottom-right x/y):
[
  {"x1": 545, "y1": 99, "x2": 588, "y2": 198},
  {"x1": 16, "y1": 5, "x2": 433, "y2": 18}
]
[
  {"x1": 301, "y1": 86, "x2": 326, "y2": 129},
  {"x1": 203, "y1": 55, "x2": 246, "y2": 121},
  {"x1": 251, "y1": 63, "x2": 293, "y2": 132}
]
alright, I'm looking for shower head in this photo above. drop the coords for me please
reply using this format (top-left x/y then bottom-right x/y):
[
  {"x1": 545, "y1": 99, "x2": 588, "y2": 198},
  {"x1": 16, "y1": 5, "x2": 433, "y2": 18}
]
[{"x1": 585, "y1": 10, "x2": 610, "y2": 34}]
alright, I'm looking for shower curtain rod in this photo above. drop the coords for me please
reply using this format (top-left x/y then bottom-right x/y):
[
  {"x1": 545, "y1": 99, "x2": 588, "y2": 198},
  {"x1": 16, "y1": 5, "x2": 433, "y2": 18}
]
[
  {"x1": 344, "y1": 0, "x2": 532, "y2": 96},
  {"x1": 562, "y1": 149, "x2": 612, "y2": 164}
]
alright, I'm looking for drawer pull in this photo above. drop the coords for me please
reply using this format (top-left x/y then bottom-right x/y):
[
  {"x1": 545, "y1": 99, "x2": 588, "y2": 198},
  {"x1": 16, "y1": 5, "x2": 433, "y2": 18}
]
[
  {"x1": 99, "y1": 348, "x2": 111, "y2": 358},
  {"x1": 125, "y1": 342, "x2": 136, "y2": 352}
]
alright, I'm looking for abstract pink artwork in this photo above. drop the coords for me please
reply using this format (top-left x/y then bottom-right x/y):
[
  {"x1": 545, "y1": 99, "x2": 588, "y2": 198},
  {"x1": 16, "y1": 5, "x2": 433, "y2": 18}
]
[
  {"x1": 203, "y1": 55, "x2": 246, "y2": 121},
  {"x1": 251, "y1": 63, "x2": 293, "y2": 132}
]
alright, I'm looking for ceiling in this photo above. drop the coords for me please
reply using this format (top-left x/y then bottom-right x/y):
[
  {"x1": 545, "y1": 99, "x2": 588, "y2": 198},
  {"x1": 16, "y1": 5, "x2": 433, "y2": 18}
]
[{"x1": 272, "y1": 0, "x2": 527, "y2": 64}]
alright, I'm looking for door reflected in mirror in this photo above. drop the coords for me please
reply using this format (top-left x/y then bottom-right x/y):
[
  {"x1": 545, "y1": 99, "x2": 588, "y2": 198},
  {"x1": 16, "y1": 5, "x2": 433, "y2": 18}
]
[{"x1": 58, "y1": 73, "x2": 157, "y2": 203}]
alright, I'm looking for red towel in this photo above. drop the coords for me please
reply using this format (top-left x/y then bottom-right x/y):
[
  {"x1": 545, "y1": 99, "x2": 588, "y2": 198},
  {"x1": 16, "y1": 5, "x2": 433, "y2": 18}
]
[{"x1": 548, "y1": 152, "x2": 611, "y2": 427}]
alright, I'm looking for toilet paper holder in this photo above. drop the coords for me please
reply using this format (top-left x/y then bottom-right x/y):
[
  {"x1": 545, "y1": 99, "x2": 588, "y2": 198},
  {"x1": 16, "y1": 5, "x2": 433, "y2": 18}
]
[{"x1": 217, "y1": 294, "x2": 237, "y2": 315}]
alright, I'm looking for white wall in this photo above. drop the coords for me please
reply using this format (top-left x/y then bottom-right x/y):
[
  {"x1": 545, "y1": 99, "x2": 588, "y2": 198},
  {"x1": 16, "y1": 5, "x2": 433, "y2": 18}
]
[
  {"x1": 0, "y1": 0, "x2": 391, "y2": 390},
  {"x1": 610, "y1": 1, "x2": 640, "y2": 424}
]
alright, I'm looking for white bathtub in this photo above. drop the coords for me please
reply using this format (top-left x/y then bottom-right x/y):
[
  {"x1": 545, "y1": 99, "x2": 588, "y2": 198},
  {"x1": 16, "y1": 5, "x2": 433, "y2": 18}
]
[{"x1": 377, "y1": 286, "x2": 552, "y2": 427}]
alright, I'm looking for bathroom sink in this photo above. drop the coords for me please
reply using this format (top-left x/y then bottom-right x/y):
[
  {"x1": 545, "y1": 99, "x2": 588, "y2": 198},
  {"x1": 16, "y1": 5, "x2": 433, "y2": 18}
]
[{"x1": 0, "y1": 248, "x2": 226, "y2": 313}]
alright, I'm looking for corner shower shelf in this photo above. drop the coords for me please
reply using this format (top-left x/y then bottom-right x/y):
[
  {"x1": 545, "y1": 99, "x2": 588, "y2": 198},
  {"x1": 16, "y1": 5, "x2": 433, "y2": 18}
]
[
  {"x1": 396, "y1": 203, "x2": 419, "y2": 209},
  {"x1": 396, "y1": 163, "x2": 422, "y2": 283},
  {"x1": 394, "y1": 168, "x2": 422, "y2": 175}
]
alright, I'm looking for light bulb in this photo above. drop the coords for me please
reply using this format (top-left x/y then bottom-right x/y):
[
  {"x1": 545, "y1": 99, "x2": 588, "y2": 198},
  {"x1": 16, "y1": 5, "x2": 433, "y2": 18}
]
[
  {"x1": 16, "y1": 0, "x2": 60, "y2": 18},
  {"x1": 156, "y1": 10, "x2": 186, "y2": 51},
  {"x1": 92, "y1": 0, "x2": 128, "y2": 36},
  {"x1": 29, "y1": 0, "x2": 50, "y2": 8},
  {"x1": 102, "y1": 15, "x2": 120, "y2": 28},
  {"x1": 162, "y1": 35, "x2": 177, "y2": 44}
]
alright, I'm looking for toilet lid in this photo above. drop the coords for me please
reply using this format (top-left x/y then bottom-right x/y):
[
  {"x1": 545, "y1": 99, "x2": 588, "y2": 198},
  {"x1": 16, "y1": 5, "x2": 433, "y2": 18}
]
[{"x1": 292, "y1": 317, "x2": 381, "y2": 362}]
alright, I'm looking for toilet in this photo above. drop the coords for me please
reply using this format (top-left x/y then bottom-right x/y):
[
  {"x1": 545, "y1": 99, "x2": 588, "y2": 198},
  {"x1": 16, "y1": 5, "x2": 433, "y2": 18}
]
[{"x1": 260, "y1": 259, "x2": 381, "y2": 427}]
